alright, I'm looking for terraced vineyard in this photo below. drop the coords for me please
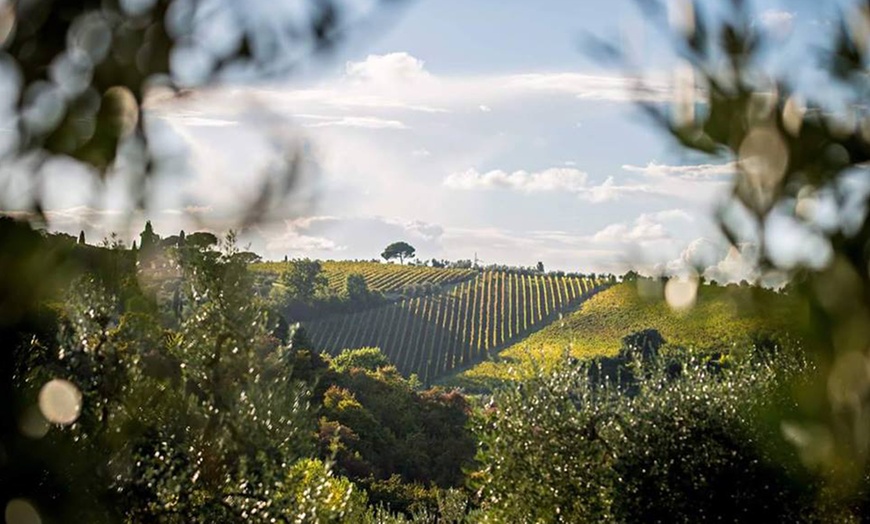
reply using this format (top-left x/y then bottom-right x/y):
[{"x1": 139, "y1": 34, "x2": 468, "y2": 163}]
[
  {"x1": 253, "y1": 260, "x2": 477, "y2": 294},
  {"x1": 305, "y1": 271, "x2": 606, "y2": 384}
]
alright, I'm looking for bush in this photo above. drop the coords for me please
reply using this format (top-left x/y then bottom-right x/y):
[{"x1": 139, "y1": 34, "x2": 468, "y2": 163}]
[
  {"x1": 331, "y1": 347, "x2": 391, "y2": 373},
  {"x1": 472, "y1": 347, "x2": 817, "y2": 522}
]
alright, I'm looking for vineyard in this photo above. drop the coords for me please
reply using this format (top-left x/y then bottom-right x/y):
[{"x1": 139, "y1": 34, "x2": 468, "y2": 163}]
[
  {"x1": 452, "y1": 280, "x2": 807, "y2": 390},
  {"x1": 253, "y1": 260, "x2": 477, "y2": 294},
  {"x1": 305, "y1": 271, "x2": 606, "y2": 384}
]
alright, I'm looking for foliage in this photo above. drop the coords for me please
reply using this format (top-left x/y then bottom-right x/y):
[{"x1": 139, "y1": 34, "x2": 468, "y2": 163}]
[
  {"x1": 472, "y1": 348, "x2": 818, "y2": 522},
  {"x1": 277, "y1": 458, "x2": 371, "y2": 523},
  {"x1": 3, "y1": 225, "x2": 395, "y2": 521},
  {"x1": 138, "y1": 220, "x2": 159, "y2": 252},
  {"x1": 382, "y1": 242, "x2": 417, "y2": 265},
  {"x1": 314, "y1": 358, "x2": 476, "y2": 517},
  {"x1": 272, "y1": 258, "x2": 329, "y2": 305},
  {"x1": 331, "y1": 347, "x2": 391, "y2": 373},
  {"x1": 185, "y1": 232, "x2": 219, "y2": 251},
  {"x1": 345, "y1": 272, "x2": 371, "y2": 302}
]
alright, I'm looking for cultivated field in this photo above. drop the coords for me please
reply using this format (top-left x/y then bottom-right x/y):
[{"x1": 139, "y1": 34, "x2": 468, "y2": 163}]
[{"x1": 305, "y1": 270, "x2": 606, "y2": 383}]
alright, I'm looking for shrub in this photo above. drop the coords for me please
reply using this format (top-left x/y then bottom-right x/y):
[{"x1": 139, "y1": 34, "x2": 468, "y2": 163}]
[
  {"x1": 331, "y1": 347, "x2": 390, "y2": 373},
  {"x1": 472, "y1": 347, "x2": 817, "y2": 522}
]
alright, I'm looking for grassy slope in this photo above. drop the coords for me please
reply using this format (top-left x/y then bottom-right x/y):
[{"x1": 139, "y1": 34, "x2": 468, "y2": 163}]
[{"x1": 446, "y1": 281, "x2": 807, "y2": 390}]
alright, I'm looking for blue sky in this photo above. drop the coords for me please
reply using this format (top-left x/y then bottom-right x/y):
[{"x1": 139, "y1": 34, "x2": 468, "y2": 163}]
[{"x1": 23, "y1": 0, "x2": 855, "y2": 278}]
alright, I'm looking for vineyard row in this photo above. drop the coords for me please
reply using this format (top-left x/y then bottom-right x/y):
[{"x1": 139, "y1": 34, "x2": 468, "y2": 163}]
[{"x1": 306, "y1": 271, "x2": 606, "y2": 384}]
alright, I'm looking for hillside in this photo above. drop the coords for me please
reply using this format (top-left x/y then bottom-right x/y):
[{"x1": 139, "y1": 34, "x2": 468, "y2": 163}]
[
  {"x1": 448, "y1": 280, "x2": 807, "y2": 390},
  {"x1": 253, "y1": 260, "x2": 478, "y2": 295},
  {"x1": 304, "y1": 271, "x2": 607, "y2": 384}
]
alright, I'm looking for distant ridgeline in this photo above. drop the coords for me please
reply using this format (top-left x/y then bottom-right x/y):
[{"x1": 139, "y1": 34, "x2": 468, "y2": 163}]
[{"x1": 303, "y1": 267, "x2": 608, "y2": 385}]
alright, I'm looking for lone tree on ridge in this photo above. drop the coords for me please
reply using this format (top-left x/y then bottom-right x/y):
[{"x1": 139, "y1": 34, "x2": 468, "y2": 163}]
[{"x1": 381, "y1": 241, "x2": 416, "y2": 265}]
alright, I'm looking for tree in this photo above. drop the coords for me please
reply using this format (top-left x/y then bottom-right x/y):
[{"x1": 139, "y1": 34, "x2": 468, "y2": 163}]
[
  {"x1": 275, "y1": 258, "x2": 328, "y2": 303},
  {"x1": 232, "y1": 251, "x2": 262, "y2": 265},
  {"x1": 345, "y1": 273, "x2": 370, "y2": 302},
  {"x1": 138, "y1": 220, "x2": 159, "y2": 251},
  {"x1": 184, "y1": 232, "x2": 219, "y2": 251},
  {"x1": 78, "y1": 230, "x2": 86, "y2": 245},
  {"x1": 381, "y1": 242, "x2": 416, "y2": 265},
  {"x1": 536, "y1": 261, "x2": 545, "y2": 273},
  {"x1": 330, "y1": 347, "x2": 390, "y2": 373}
]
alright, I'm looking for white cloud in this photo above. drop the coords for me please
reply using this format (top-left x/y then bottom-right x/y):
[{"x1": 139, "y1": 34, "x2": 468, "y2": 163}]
[
  {"x1": 652, "y1": 209, "x2": 693, "y2": 222},
  {"x1": 581, "y1": 176, "x2": 654, "y2": 203},
  {"x1": 758, "y1": 9, "x2": 795, "y2": 36},
  {"x1": 266, "y1": 230, "x2": 343, "y2": 252},
  {"x1": 622, "y1": 161, "x2": 737, "y2": 180},
  {"x1": 345, "y1": 52, "x2": 432, "y2": 85},
  {"x1": 444, "y1": 168, "x2": 589, "y2": 193},
  {"x1": 445, "y1": 159, "x2": 731, "y2": 203},
  {"x1": 505, "y1": 72, "x2": 671, "y2": 103},
  {"x1": 666, "y1": 238, "x2": 761, "y2": 284},
  {"x1": 381, "y1": 217, "x2": 444, "y2": 242},
  {"x1": 411, "y1": 148, "x2": 431, "y2": 157},
  {"x1": 305, "y1": 116, "x2": 408, "y2": 130},
  {"x1": 589, "y1": 210, "x2": 690, "y2": 244},
  {"x1": 441, "y1": 225, "x2": 624, "y2": 271},
  {"x1": 443, "y1": 168, "x2": 655, "y2": 203},
  {"x1": 3, "y1": 206, "x2": 123, "y2": 228},
  {"x1": 592, "y1": 222, "x2": 665, "y2": 244},
  {"x1": 224, "y1": 52, "x2": 675, "y2": 120},
  {"x1": 264, "y1": 217, "x2": 344, "y2": 253},
  {"x1": 170, "y1": 116, "x2": 238, "y2": 127},
  {"x1": 706, "y1": 244, "x2": 761, "y2": 284},
  {"x1": 254, "y1": 215, "x2": 446, "y2": 260}
]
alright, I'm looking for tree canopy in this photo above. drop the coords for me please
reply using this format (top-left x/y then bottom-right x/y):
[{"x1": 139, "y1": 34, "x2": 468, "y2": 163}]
[
  {"x1": 276, "y1": 258, "x2": 329, "y2": 303},
  {"x1": 381, "y1": 242, "x2": 416, "y2": 265}
]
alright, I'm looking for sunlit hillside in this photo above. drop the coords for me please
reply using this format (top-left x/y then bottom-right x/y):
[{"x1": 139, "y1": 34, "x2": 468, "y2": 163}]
[
  {"x1": 304, "y1": 269, "x2": 608, "y2": 384},
  {"x1": 450, "y1": 280, "x2": 808, "y2": 391},
  {"x1": 253, "y1": 260, "x2": 478, "y2": 295}
]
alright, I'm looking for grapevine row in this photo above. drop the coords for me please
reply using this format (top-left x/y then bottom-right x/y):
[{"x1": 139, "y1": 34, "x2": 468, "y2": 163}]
[{"x1": 306, "y1": 272, "x2": 608, "y2": 384}]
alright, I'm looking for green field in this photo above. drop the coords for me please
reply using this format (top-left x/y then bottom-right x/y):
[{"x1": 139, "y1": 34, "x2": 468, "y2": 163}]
[
  {"x1": 304, "y1": 270, "x2": 606, "y2": 384},
  {"x1": 449, "y1": 280, "x2": 806, "y2": 390}
]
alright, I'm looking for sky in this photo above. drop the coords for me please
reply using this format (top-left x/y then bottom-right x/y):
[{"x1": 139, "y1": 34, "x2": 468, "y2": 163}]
[{"x1": 14, "y1": 0, "x2": 857, "y2": 279}]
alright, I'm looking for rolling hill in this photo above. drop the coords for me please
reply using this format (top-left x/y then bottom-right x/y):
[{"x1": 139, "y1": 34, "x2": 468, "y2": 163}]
[
  {"x1": 449, "y1": 279, "x2": 807, "y2": 390},
  {"x1": 303, "y1": 269, "x2": 608, "y2": 384}
]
